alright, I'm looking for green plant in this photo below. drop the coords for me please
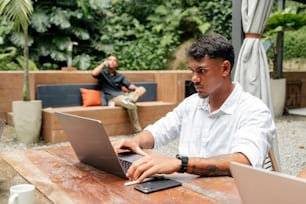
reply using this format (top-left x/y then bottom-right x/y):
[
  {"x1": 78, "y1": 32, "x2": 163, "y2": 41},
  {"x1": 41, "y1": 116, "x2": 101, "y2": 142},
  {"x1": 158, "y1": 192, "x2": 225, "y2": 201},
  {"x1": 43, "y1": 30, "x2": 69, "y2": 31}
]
[
  {"x1": 0, "y1": 46, "x2": 38, "y2": 71},
  {"x1": 99, "y1": 1, "x2": 211, "y2": 70},
  {"x1": 28, "y1": 1, "x2": 100, "y2": 70},
  {"x1": 283, "y1": 26, "x2": 306, "y2": 59},
  {"x1": 0, "y1": 1, "x2": 232, "y2": 71},
  {"x1": 199, "y1": 0, "x2": 232, "y2": 40},
  {"x1": 0, "y1": 0, "x2": 34, "y2": 101},
  {"x1": 263, "y1": 7, "x2": 306, "y2": 79}
]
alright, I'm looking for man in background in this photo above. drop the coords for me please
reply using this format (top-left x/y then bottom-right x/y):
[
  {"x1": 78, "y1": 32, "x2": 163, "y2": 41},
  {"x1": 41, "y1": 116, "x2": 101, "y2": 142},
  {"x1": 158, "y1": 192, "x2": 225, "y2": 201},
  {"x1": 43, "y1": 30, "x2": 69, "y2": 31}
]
[{"x1": 92, "y1": 55, "x2": 146, "y2": 133}]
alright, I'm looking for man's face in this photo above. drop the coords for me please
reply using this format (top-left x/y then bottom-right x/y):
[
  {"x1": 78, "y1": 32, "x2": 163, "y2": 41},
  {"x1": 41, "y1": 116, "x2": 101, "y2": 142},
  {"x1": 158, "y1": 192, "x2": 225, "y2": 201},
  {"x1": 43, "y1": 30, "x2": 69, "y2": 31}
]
[
  {"x1": 107, "y1": 56, "x2": 118, "y2": 69},
  {"x1": 188, "y1": 56, "x2": 226, "y2": 98}
]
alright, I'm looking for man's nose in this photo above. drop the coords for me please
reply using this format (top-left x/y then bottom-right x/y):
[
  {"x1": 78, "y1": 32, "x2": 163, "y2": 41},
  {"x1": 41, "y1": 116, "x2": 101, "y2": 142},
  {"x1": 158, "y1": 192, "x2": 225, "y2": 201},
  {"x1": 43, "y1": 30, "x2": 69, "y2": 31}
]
[{"x1": 191, "y1": 73, "x2": 200, "y2": 83}]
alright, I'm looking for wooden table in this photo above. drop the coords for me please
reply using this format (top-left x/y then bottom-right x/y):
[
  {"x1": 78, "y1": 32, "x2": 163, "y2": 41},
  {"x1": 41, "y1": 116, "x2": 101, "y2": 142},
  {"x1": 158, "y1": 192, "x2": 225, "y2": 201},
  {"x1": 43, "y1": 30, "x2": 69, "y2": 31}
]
[{"x1": 0, "y1": 145, "x2": 242, "y2": 204}]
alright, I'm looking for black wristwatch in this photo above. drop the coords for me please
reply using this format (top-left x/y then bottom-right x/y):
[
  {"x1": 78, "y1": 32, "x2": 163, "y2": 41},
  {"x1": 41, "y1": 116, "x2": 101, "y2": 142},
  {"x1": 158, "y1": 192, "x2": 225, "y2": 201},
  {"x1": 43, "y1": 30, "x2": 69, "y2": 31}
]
[{"x1": 176, "y1": 154, "x2": 189, "y2": 173}]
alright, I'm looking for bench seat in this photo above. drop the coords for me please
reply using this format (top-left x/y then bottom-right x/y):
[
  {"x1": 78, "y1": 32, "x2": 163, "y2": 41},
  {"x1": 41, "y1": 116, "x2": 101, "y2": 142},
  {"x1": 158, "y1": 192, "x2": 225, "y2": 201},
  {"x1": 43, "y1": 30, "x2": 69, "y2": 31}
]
[
  {"x1": 42, "y1": 101, "x2": 176, "y2": 144},
  {"x1": 37, "y1": 82, "x2": 157, "y2": 108}
]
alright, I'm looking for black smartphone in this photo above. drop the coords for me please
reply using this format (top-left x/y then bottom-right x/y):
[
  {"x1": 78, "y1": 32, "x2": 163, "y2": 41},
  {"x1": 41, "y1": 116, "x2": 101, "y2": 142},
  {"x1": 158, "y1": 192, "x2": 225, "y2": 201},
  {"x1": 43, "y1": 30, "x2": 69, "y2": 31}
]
[{"x1": 134, "y1": 178, "x2": 182, "y2": 194}]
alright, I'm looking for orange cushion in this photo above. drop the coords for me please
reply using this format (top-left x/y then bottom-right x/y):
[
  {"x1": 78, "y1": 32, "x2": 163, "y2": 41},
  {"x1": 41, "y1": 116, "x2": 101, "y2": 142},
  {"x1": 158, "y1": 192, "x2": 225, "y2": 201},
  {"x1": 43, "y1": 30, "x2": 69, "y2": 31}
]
[{"x1": 80, "y1": 88, "x2": 102, "y2": 107}]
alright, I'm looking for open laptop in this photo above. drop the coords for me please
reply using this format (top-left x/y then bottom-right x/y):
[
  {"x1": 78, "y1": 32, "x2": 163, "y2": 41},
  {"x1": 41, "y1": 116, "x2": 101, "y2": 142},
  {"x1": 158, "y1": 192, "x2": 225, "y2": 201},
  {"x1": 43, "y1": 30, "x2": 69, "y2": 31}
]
[
  {"x1": 55, "y1": 112, "x2": 143, "y2": 179},
  {"x1": 230, "y1": 162, "x2": 306, "y2": 204}
]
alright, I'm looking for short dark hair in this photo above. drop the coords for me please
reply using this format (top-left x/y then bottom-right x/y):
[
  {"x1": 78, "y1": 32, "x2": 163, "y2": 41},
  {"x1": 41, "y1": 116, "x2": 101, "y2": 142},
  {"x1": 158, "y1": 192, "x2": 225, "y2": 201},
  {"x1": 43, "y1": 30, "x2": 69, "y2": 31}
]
[
  {"x1": 108, "y1": 54, "x2": 118, "y2": 60},
  {"x1": 187, "y1": 33, "x2": 235, "y2": 69}
]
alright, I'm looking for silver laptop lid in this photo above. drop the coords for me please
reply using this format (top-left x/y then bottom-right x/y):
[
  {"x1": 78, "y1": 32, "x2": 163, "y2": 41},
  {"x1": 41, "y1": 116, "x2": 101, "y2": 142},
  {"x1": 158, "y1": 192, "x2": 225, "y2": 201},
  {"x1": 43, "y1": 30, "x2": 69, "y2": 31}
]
[
  {"x1": 55, "y1": 112, "x2": 136, "y2": 179},
  {"x1": 230, "y1": 162, "x2": 306, "y2": 204}
]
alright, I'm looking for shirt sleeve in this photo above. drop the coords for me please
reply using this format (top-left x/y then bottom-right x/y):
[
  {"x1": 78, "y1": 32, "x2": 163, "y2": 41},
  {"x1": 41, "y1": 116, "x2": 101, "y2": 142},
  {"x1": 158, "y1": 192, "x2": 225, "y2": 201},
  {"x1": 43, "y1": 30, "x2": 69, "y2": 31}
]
[
  {"x1": 121, "y1": 74, "x2": 131, "y2": 88},
  {"x1": 230, "y1": 104, "x2": 275, "y2": 168},
  {"x1": 144, "y1": 100, "x2": 187, "y2": 148}
]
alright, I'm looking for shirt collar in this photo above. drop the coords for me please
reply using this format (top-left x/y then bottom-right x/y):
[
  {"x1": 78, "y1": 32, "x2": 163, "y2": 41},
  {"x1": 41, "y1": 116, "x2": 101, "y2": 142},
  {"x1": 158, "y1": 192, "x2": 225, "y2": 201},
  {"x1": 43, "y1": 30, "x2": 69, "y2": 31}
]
[
  {"x1": 219, "y1": 82, "x2": 242, "y2": 115},
  {"x1": 199, "y1": 82, "x2": 242, "y2": 116},
  {"x1": 103, "y1": 69, "x2": 117, "y2": 76}
]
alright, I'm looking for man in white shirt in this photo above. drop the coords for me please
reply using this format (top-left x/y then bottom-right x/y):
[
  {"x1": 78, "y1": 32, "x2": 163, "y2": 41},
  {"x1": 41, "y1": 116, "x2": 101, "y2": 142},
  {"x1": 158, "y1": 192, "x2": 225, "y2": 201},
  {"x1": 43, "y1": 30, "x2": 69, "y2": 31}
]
[{"x1": 113, "y1": 33, "x2": 275, "y2": 183}]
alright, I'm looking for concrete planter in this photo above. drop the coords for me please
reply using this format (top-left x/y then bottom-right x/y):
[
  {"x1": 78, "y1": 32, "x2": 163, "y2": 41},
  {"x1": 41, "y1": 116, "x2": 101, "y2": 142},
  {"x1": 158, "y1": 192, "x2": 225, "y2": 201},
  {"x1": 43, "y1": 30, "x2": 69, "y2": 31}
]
[
  {"x1": 12, "y1": 100, "x2": 42, "y2": 144},
  {"x1": 270, "y1": 78, "x2": 286, "y2": 117}
]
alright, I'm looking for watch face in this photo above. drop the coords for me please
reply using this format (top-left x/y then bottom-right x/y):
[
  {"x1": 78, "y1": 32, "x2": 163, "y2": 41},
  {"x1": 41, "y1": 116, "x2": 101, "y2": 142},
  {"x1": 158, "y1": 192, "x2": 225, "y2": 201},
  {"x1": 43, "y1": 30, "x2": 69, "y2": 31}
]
[{"x1": 176, "y1": 154, "x2": 182, "y2": 159}]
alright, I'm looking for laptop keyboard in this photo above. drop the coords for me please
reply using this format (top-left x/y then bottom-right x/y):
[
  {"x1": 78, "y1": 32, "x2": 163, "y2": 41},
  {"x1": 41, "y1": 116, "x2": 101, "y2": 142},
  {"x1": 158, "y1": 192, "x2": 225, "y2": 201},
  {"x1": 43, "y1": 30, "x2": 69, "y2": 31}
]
[{"x1": 119, "y1": 159, "x2": 132, "y2": 173}]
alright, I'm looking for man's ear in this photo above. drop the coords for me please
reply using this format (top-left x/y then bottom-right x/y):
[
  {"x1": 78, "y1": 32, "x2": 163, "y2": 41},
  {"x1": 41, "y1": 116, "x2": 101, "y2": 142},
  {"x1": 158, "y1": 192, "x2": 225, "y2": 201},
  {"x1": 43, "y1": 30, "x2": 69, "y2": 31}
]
[{"x1": 222, "y1": 60, "x2": 231, "y2": 77}]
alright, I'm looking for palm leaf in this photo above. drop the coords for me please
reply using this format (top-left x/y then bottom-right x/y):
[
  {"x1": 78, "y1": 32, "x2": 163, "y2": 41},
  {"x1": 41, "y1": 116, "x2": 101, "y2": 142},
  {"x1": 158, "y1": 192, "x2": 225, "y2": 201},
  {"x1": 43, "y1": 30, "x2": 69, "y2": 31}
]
[
  {"x1": 0, "y1": 0, "x2": 33, "y2": 101},
  {"x1": 0, "y1": 0, "x2": 33, "y2": 32}
]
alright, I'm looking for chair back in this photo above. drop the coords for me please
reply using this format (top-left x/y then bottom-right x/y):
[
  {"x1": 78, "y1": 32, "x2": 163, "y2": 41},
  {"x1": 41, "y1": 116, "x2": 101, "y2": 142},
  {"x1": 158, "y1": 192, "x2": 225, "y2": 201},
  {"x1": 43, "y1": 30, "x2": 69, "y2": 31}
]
[{"x1": 263, "y1": 149, "x2": 280, "y2": 172}]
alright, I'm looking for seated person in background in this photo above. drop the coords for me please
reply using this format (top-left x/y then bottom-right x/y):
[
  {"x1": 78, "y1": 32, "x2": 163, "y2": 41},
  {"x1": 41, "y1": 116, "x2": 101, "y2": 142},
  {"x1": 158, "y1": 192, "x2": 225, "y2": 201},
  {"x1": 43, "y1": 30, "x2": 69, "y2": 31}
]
[
  {"x1": 92, "y1": 54, "x2": 146, "y2": 133},
  {"x1": 113, "y1": 33, "x2": 275, "y2": 183}
]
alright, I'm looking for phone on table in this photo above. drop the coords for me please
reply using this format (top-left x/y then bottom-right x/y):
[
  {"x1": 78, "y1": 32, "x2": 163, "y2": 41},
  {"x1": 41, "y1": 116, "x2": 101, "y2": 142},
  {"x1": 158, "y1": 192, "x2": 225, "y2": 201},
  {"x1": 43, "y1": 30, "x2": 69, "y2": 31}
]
[{"x1": 134, "y1": 178, "x2": 182, "y2": 194}]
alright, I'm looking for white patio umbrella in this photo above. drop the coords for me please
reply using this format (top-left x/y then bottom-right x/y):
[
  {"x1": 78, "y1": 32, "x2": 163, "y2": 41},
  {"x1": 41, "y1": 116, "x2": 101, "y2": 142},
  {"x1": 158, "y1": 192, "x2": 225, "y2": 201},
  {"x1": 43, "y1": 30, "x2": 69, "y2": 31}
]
[
  {"x1": 233, "y1": 0, "x2": 281, "y2": 170},
  {"x1": 234, "y1": 0, "x2": 274, "y2": 111}
]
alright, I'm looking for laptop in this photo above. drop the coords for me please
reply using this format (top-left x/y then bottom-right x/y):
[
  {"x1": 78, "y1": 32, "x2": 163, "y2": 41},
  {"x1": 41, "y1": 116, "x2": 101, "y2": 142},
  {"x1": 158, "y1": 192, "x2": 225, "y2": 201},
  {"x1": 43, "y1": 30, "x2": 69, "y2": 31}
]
[
  {"x1": 55, "y1": 112, "x2": 143, "y2": 179},
  {"x1": 230, "y1": 162, "x2": 306, "y2": 204}
]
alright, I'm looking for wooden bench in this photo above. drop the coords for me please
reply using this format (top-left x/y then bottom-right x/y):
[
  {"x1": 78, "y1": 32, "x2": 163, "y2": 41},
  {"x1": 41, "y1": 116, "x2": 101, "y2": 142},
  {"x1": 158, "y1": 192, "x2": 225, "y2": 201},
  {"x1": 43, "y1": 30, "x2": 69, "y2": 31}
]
[{"x1": 36, "y1": 82, "x2": 176, "y2": 144}]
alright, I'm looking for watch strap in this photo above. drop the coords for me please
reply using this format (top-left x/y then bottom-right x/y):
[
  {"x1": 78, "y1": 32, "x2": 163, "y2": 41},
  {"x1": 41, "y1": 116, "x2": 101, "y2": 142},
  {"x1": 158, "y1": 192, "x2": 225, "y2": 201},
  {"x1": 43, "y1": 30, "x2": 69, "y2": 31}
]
[{"x1": 176, "y1": 154, "x2": 189, "y2": 173}]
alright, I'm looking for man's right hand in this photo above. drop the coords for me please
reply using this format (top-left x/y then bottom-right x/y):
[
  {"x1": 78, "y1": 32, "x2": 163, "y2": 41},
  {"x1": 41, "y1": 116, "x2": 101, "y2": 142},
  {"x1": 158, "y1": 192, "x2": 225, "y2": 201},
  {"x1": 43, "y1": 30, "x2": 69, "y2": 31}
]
[
  {"x1": 102, "y1": 61, "x2": 109, "y2": 68},
  {"x1": 112, "y1": 139, "x2": 148, "y2": 156}
]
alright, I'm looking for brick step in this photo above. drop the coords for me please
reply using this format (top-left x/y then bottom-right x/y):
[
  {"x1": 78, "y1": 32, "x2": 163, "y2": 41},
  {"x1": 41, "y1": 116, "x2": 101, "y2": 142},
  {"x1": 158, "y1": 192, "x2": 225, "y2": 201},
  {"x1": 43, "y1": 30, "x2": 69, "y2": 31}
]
[{"x1": 42, "y1": 101, "x2": 176, "y2": 144}]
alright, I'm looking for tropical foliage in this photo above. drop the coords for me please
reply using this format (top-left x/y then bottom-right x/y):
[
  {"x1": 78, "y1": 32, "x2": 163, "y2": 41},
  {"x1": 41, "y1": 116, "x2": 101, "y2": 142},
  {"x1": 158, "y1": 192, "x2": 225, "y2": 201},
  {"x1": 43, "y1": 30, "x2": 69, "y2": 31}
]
[
  {"x1": 0, "y1": 0, "x2": 232, "y2": 71},
  {"x1": 263, "y1": 6, "x2": 306, "y2": 78},
  {"x1": 0, "y1": 0, "x2": 34, "y2": 101}
]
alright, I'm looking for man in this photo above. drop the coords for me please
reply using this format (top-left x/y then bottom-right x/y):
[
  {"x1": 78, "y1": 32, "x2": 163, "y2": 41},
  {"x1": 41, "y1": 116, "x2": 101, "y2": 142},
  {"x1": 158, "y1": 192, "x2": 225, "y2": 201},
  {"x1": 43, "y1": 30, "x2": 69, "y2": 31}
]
[
  {"x1": 92, "y1": 55, "x2": 146, "y2": 133},
  {"x1": 114, "y1": 33, "x2": 275, "y2": 183}
]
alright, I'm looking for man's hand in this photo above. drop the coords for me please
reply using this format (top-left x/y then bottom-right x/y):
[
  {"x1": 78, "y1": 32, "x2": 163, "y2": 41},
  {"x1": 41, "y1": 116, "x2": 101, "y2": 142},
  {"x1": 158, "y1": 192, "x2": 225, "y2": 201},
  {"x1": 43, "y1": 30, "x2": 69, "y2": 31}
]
[
  {"x1": 92, "y1": 61, "x2": 108, "y2": 77},
  {"x1": 126, "y1": 154, "x2": 181, "y2": 183},
  {"x1": 112, "y1": 139, "x2": 147, "y2": 156}
]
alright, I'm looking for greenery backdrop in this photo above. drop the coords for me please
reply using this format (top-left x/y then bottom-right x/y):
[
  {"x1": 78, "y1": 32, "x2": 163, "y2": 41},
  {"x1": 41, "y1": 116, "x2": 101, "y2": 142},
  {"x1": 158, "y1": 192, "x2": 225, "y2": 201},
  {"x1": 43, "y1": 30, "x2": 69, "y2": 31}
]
[
  {"x1": 0, "y1": 0, "x2": 231, "y2": 70},
  {"x1": 0, "y1": 0, "x2": 305, "y2": 71}
]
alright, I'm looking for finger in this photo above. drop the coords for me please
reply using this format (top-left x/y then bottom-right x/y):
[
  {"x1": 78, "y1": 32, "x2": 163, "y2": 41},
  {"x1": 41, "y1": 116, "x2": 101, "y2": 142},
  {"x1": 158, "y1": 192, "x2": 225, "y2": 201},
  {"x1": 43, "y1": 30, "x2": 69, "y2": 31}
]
[
  {"x1": 136, "y1": 167, "x2": 157, "y2": 183},
  {"x1": 126, "y1": 157, "x2": 147, "y2": 180},
  {"x1": 133, "y1": 159, "x2": 153, "y2": 180},
  {"x1": 134, "y1": 147, "x2": 148, "y2": 156},
  {"x1": 113, "y1": 141, "x2": 132, "y2": 154},
  {"x1": 134, "y1": 161, "x2": 159, "y2": 183},
  {"x1": 127, "y1": 156, "x2": 154, "y2": 181}
]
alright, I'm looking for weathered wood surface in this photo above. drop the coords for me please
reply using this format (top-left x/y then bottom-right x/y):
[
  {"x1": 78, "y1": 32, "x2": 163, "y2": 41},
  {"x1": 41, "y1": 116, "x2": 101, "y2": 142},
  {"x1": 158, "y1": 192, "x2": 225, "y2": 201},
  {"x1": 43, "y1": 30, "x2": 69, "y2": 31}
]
[{"x1": 1, "y1": 145, "x2": 241, "y2": 204}]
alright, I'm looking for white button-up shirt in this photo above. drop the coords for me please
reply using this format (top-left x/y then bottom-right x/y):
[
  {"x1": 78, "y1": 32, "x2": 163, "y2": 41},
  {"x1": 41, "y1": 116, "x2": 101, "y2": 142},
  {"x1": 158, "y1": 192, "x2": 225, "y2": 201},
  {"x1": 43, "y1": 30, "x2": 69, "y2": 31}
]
[{"x1": 145, "y1": 83, "x2": 275, "y2": 168}]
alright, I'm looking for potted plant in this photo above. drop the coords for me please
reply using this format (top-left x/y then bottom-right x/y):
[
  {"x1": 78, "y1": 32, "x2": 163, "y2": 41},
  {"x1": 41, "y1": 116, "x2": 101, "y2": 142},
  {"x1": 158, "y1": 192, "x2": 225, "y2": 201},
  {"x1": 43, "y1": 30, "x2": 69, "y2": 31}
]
[
  {"x1": 263, "y1": 7, "x2": 306, "y2": 116},
  {"x1": 0, "y1": 0, "x2": 42, "y2": 144}
]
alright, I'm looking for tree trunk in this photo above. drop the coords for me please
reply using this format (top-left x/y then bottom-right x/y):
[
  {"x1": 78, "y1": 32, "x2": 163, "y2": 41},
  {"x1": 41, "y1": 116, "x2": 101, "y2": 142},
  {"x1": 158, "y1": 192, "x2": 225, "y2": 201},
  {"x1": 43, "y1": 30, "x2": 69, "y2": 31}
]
[{"x1": 23, "y1": 26, "x2": 30, "y2": 101}]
